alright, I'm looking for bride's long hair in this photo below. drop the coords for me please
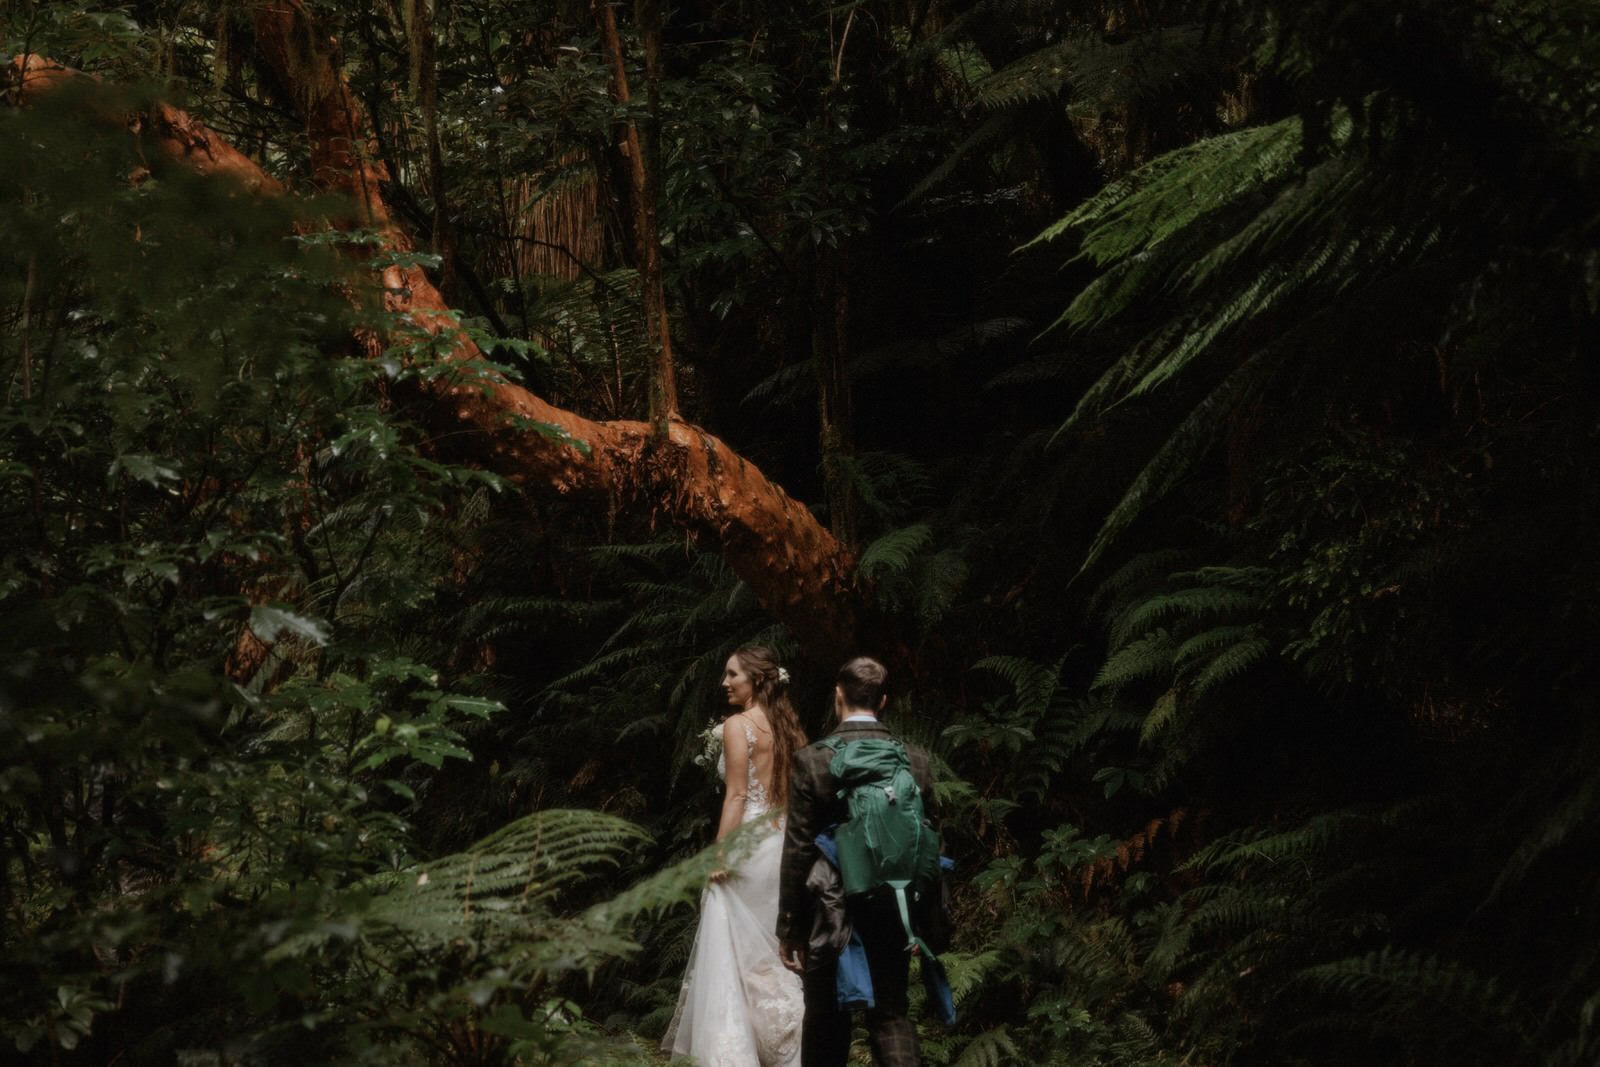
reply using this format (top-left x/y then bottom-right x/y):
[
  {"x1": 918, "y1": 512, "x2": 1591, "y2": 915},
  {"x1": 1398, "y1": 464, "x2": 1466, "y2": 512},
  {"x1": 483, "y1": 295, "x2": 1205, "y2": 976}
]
[{"x1": 733, "y1": 644, "x2": 807, "y2": 809}]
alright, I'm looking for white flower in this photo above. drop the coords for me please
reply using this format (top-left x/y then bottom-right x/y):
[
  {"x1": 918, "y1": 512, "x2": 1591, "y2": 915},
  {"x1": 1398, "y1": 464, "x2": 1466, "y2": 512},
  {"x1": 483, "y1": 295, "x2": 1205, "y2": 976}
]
[
  {"x1": 777, "y1": 666, "x2": 790, "y2": 684},
  {"x1": 691, "y1": 718, "x2": 724, "y2": 772}
]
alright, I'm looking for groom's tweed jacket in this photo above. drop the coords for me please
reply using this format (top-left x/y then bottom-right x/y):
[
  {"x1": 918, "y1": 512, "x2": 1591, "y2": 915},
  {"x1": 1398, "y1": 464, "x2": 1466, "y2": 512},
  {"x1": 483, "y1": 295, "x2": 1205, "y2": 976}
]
[{"x1": 776, "y1": 718, "x2": 937, "y2": 946}]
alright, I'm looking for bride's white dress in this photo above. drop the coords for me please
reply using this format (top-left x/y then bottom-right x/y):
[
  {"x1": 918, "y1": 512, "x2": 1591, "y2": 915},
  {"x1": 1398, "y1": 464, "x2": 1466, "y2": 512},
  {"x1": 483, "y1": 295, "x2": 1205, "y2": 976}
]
[{"x1": 662, "y1": 720, "x2": 804, "y2": 1065}]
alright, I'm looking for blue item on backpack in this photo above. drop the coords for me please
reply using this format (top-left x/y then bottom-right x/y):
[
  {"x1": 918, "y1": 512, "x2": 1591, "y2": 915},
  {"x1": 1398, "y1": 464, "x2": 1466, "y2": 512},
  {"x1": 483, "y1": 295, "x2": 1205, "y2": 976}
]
[
  {"x1": 835, "y1": 932, "x2": 875, "y2": 1011},
  {"x1": 815, "y1": 832, "x2": 877, "y2": 1010},
  {"x1": 920, "y1": 946, "x2": 956, "y2": 1024},
  {"x1": 815, "y1": 830, "x2": 957, "y2": 1022}
]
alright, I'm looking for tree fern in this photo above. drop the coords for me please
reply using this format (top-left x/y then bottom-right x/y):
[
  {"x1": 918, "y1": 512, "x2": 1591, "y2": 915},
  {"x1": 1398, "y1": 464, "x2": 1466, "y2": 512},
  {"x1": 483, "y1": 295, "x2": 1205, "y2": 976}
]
[{"x1": 1026, "y1": 115, "x2": 1313, "y2": 262}]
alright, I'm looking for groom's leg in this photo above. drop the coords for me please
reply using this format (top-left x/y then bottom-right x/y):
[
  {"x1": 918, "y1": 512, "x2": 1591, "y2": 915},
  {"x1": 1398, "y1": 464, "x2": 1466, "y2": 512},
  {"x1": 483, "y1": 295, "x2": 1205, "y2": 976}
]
[
  {"x1": 802, "y1": 957, "x2": 851, "y2": 1067},
  {"x1": 855, "y1": 899, "x2": 919, "y2": 1066}
]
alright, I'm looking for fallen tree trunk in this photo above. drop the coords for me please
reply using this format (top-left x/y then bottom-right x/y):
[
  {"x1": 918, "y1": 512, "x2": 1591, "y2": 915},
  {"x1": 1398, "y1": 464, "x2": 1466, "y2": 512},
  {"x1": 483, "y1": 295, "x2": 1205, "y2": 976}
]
[{"x1": 9, "y1": 42, "x2": 862, "y2": 661}]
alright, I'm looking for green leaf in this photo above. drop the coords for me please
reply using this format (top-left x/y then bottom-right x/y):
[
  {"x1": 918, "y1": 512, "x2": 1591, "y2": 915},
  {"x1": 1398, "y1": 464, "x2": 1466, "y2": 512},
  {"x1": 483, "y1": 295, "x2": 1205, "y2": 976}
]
[
  {"x1": 110, "y1": 453, "x2": 181, "y2": 485},
  {"x1": 441, "y1": 696, "x2": 504, "y2": 718},
  {"x1": 249, "y1": 605, "x2": 330, "y2": 645}
]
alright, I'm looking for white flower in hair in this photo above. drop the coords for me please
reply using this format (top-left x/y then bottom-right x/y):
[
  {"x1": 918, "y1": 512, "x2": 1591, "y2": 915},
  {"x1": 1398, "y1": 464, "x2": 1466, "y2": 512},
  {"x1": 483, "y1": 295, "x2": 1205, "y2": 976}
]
[{"x1": 777, "y1": 667, "x2": 790, "y2": 684}]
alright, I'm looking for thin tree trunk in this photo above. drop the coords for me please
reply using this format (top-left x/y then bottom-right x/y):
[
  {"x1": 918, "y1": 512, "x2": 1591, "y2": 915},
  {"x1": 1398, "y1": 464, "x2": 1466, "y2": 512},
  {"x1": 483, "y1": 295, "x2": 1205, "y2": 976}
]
[
  {"x1": 592, "y1": 0, "x2": 677, "y2": 434},
  {"x1": 10, "y1": 46, "x2": 861, "y2": 660},
  {"x1": 413, "y1": 0, "x2": 453, "y2": 293},
  {"x1": 813, "y1": 246, "x2": 857, "y2": 545}
]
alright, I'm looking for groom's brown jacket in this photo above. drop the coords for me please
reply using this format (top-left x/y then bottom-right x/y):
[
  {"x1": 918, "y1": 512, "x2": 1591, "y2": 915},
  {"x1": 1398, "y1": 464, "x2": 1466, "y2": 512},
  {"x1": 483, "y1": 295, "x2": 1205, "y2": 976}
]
[{"x1": 776, "y1": 718, "x2": 939, "y2": 947}]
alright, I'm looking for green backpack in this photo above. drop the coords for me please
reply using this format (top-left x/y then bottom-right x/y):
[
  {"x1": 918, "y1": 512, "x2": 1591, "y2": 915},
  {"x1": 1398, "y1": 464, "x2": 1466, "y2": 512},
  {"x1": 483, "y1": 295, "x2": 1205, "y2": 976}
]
[{"x1": 820, "y1": 736, "x2": 943, "y2": 949}]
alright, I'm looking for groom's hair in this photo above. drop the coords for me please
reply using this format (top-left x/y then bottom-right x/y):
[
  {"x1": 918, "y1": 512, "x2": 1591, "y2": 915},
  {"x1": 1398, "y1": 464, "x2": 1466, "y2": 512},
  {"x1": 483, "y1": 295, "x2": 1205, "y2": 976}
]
[{"x1": 837, "y1": 656, "x2": 888, "y2": 712}]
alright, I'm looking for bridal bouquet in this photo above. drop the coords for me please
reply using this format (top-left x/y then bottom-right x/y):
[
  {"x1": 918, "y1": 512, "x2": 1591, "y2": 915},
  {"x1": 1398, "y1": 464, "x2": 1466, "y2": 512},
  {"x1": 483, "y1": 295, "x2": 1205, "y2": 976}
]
[{"x1": 692, "y1": 718, "x2": 724, "y2": 778}]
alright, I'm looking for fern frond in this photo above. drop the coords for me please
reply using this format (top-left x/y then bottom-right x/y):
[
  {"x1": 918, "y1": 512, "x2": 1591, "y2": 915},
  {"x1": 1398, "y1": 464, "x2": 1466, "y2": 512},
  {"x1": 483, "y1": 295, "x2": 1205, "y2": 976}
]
[
  {"x1": 1026, "y1": 115, "x2": 1312, "y2": 256},
  {"x1": 542, "y1": 642, "x2": 666, "y2": 692},
  {"x1": 741, "y1": 358, "x2": 812, "y2": 407},
  {"x1": 900, "y1": 110, "x2": 1026, "y2": 207},
  {"x1": 916, "y1": 548, "x2": 969, "y2": 626},
  {"x1": 953, "y1": 1024, "x2": 1017, "y2": 1067},
  {"x1": 1172, "y1": 623, "x2": 1257, "y2": 668},
  {"x1": 834, "y1": 450, "x2": 933, "y2": 524},
  {"x1": 1060, "y1": 699, "x2": 1146, "y2": 756},
  {"x1": 1109, "y1": 584, "x2": 1263, "y2": 647},
  {"x1": 1180, "y1": 883, "x2": 1293, "y2": 936},
  {"x1": 977, "y1": 26, "x2": 1218, "y2": 112},
  {"x1": 1180, "y1": 155, "x2": 1368, "y2": 290},
  {"x1": 1091, "y1": 629, "x2": 1176, "y2": 691},
  {"x1": 1139, "y1": 899, "x2": 1193, "y2": 980},
  {"x1": 1089, "y1": 548, "x2": 1195, "y2": 615},
  {"x1": 971, "y1": 654, "x2": 1061, "y2": 719},
  {"x1": 1295, "y1": 948, "x2": 1522, "y2": 1033},
  {"x1": 1183, "y1": 809, "x2": 1371, "y2": 875},
  {"x1": 858, "y1": 523, "x2": 934, "y2": 578},
  {"x1": 1139, "y1": 687, "x2": 1180, "y2": 744},
  {"x1": 940, "y1": 949, "x2": 1005, "y2": 1005},
  {"x1": 1191, "y1": 634, "x2": 1273, "y2": 695},
  {"x1": 586, "y1": 819, "x2": 769, "y2": 931},
  {"x1": 362, "y1": 809, "x2": 649, "y2": 949},
  {"x1": 1487, "y1": 757, "x2": 1600, "y2": 904},
  {"x1": 1108, "y1": 1010, "x2": 1162, "y2": 1059},
  {"x1": 1076, "y1": 346, "x2": 1272, "y2": 574}
]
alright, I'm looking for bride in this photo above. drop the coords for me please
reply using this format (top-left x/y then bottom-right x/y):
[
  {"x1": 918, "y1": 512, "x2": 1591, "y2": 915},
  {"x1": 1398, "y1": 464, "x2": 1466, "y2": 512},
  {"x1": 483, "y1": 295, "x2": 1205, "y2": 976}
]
[{"x1": 663, "y1": 645, "x2": 808, "y2": 1065}]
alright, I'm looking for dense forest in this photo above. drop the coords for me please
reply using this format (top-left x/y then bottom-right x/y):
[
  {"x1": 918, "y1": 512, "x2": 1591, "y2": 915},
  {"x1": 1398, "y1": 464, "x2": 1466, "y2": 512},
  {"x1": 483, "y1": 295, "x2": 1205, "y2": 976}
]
[{"x1": 4, "y1": 0, "x2": 1599, "y2": 1063}]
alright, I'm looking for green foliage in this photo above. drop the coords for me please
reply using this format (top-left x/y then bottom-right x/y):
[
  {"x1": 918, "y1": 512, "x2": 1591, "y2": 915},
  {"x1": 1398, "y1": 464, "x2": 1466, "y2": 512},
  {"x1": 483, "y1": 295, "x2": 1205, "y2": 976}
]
[
  {"x1": 0, "y1": 73, "x2": 677, "y2": 1065},
  {"x1": 9, "y1": 1, "x2": 1600, "y2": 1064}
]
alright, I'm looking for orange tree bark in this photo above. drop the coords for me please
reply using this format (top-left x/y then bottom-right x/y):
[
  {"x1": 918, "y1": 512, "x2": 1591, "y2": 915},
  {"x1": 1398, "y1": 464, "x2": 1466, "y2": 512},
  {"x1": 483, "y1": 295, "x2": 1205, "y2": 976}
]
[{"x1": 10, "y1": 42, "x2": 862, "y2": 662}]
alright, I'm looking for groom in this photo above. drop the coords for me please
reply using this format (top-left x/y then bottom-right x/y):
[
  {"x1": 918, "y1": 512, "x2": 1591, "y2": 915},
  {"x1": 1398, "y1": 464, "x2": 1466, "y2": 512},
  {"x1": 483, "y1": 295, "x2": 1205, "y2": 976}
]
[{"x1": 777, "y1": 656, "x2": 944, "y2": 1067}]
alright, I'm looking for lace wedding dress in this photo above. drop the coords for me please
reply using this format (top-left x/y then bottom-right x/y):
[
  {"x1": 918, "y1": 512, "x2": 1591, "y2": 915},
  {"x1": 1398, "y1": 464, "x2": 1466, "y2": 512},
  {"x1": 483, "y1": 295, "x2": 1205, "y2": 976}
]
[{"x1": 662, "y1": 719, "x2": 804, "y2": 1065}]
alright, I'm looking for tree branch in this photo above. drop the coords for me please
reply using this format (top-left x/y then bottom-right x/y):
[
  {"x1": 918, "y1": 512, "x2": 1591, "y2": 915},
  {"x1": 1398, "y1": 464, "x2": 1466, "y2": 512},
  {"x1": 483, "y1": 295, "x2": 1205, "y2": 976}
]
[{"x1": 9, "y1": 41, "x2": 863, "y2": 660}]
